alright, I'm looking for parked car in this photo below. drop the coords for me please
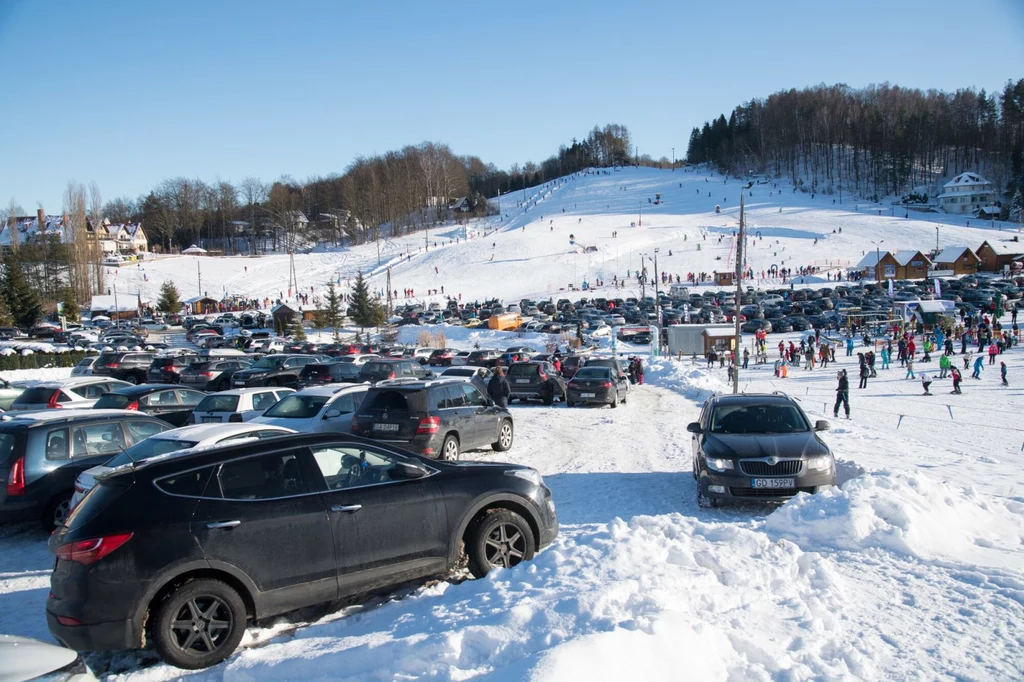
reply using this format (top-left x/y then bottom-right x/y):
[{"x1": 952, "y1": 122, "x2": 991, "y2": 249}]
[
  {"x1": 90, "y1": 351, "x2": 157, "y2": 384},
  {"x1": 68, "y1": 422, "x2": 296, "y2": 510},
  {"x1": 688, "y1": 393, "x2": 836, "y2": 507},
  {"x1": 230, "y1": 354, "x2": 319, "y2": 388},
  {"x1": 189, "y1": 388, "x2": 293, "y2": 424},
  {"x1": 506, "y1": 362, "x2": 567, "y2": 404},
  {"x1": 9, "y1": 378, "x2": 132, "y2": 411},
  {"x1": 466, "y1": 349, "x2": 502, "y2": 368},
  {"x1": 357, "y1": 359, "x2": 432, "y2": 384},
  {"x1": 352, "y1": 379, "x2": 513, "y2": 460},
  {"x1": 565, "y1": 366, "x2": 630, "y2": 408},
  {"x1": 94, "y1": 385, "x2": 207, "y2": 427},
  {"x1": 0, "y1": 409, "x2": 171, "y2": 529},
  {"x1": 427, "y1": 348, "x2": 459, "y2": 366},
  {"x1": 70, "y1": 356, "x2": 98, "y2": 377},
  {"x1": 0, "y1": 634, "x2": 96, "y2": 681},
  {"x1": 146, "y1": 353, "x2": 199, "y2": 384},
  {"x1": 0, "y1": 379, "x2": 26, "y2": 411},
  {"x1": 439, "y1": 366, "x2": 493, "y2": 384},
  {"x1": 450, "y1": 351, "x2": 472, "y2": 366},
  {"x1": 179, "y1": 359, "x2": 252, "y2": 391},
  {"x1": 580, "y1": 355, "x2": 627, "y2": 382},
  {"x1": 298, "y1": 362, "x2": 362, "y2": 387},
  {"x1": 47, "y1": 432, "x2": 557, "y2": 668},
  {"x1": 559, "y1": 354, "x2": 587, "y2": 379},
  {"x1": 252, "y1": 384, "x2": 369, "y2": 434}
]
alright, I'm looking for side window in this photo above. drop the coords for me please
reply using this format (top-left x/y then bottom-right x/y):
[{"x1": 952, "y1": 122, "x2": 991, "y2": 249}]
[
  {"x1": 72, "y1": 422, "x2": 127, "y2": 456},
  {"x1": 82, "y1": 383, "x2": 107, "y2": 399},
  {"x1": 331, "y1": 393, "x2": 359, "y2": 414},
  {"x1": 157, "y1": 467, "x2": 213, "y2": 498},
  {"x1": 218, "y1": 452, "x2": 308, "y2": 500},
  {"x1": 151, "y1": 391, "x2": 180, "y2": 406},
  {"x1": 461, "y1": 384, "x2": 487, "y2": 407},
  {"x1": 124, "y1": 419, "x2": 168, "y2": 444},
  {"x1": 176, "y1": 390, "x2": 205, "y2": 407},
  {"x1": 445, "y1": 385, "x2": 467, "y2": 408},
  {"x1": 432, "y1": 387, "x2": 448, "y2": 411},
  {"x1": 251, "y1": 392, "x2": 277, "y2": 411},
  {"x1": 311, "y1": 445, "x2": 405, "y2": 491},
  {"x1": 45, "y1": 428, "x2": 69, "y2": 460}
]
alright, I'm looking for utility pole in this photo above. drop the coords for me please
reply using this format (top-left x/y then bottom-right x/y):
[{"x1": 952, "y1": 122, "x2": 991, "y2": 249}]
[
  {"x1": 113, "y1": 283, "x2": 119, "y2": 326},
  {"x1": 197, "y1": 260, "x2": 202, "y2": 298},
  {"x1": 653, "y1": 248, "x2": 660, "y2": 355},
  {"x1": 385, "y1": 267, "x2": 393, "y2": 316},
  {"x1": 733, "y1": 195, "x2": 744, "y2": 395}
]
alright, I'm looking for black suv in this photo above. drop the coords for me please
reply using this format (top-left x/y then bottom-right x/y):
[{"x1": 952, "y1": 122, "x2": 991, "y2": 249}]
[
  {"x1": 146, "y1": 354, "x2": 199, "y2": 384},
  {"x1": 0, "y1": 410, "x2": 171, "y2": 529},
  {"x1": 465, "y1": 349, "x2": 502, "y2": 368},
  {"x1": 506, "y1": 362, "x2": 567, "y2": 404},
  {"x1": 91, "y1": 352, "x2": 157, "y2": 384},
  {"x1": 231, "y1": 354, "x2": 319, "y2": 388},
  {"x1": 357, "y1": 359, "x2": 431, "y2": 384},
  {"x1": 47, "y1": 432, "x2": 556, "y2": 669},
  {"x1": 688, "y1": 393, "x2": 836, "y2": 507},
  {"x1": 179, "y1": 359, "x2": 252, "y2": 391},
  {"x1": 298, "y1": 362, "x2": 362, "y2": 388},
  {"x1": 353, "y1": 379, "x2": 513, "y2": 460}
]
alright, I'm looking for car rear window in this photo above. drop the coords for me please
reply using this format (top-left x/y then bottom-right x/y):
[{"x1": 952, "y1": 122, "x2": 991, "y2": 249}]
[
  {"x1": 574, "y1": 367, "x2": 611, "y2": 379},
  {"x1": 0, "y1": 432, "x2": 19, "y2": 466},
  {"x1": 95, "y1": 352, "x2": 123, "y2": 366},
  {"x1": 196, "y1": 395, "x2": 240, "y2": 412},
  {"x1": 301, "y1": 364, "x2": 332, "y2": 378},
  {"x1": 507, "y1": 364, "x2": 539, "y2": 377},
  {"x1": 94, "y1": 394, "x2": 130, "y2": 409},
  {"x1": 262, "y1": 395, "x2": 329, "y2": 419},
  {"x1": 362, "y1": 390, "x2": 419, "y2": 412},
  {"x1": 14, "y1": 387, "x2": 62, "y2": 404}
]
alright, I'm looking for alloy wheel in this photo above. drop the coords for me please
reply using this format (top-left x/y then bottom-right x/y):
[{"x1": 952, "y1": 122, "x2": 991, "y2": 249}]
[
  {"x1": 168, "y1": 595, "x2": 234, "y2": 658},
  {"x1": 484, "y1": 522, "x2": 527, "y2": 569},
  {"x1": 499, "y1": 424, "x2": 513, "y2": 449}
]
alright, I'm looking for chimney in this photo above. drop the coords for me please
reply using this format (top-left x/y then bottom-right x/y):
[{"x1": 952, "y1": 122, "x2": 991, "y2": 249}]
[{"x1": 37, "y1": 208, "x2": 45, "y2": 227}]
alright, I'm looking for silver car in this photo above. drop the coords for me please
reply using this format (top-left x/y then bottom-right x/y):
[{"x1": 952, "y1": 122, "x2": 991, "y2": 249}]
[{"x1": 9, "y1": 377, "x2": 131, "y2": 411}]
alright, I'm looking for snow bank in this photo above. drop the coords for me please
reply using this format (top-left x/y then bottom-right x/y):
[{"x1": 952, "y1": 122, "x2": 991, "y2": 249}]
[
  {"x1": 644, "y1": 358, "x2": 728, "y2": 401},
  {"x1": 192, "y1": 515, "x2": 873, "y2": 682},
  {"x1": 0, "y1": 367, "x2": 73, "y2": 384},
  {"x1": 765, "y1": 470, "x2": 1024, "y2": 569}
]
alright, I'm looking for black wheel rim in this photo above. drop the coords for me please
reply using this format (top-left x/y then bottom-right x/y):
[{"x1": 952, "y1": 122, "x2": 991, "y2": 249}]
[
  {"x1": 53, "y1": 499, "x2": 70, "y2": 526},
  {"x1": 169, "y1": 595, "x2": 234, "y2": 657},
  {"x1": 484, "y1": 522, "x2": 526, "y2": 568}
]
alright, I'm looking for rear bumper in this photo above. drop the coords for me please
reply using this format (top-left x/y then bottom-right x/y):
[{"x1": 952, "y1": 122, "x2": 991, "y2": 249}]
[
  {"x1": 47, "y1": 610, "x2": 138, "y2": 652},
  {"x1": 566, "y1": 387, "x2": 615, "y2": 404}
]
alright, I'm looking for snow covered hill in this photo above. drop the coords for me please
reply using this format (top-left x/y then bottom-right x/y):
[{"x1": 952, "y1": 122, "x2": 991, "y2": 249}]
[{"x1": 112, "y1": 166, "x2": 1021, "y2": 308}]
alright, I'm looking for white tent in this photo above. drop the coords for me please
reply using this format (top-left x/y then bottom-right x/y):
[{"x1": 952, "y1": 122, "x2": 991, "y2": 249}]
[{"x1": 182, "y1": 244, "x2": 208, "y2": 255}]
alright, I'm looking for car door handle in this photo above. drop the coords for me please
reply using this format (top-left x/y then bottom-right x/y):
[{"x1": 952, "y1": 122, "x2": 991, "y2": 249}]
[
  {"x1": 330, "y1": 504, "x2": 362, "y2": 514},
  {"x1": 206, "y1": 520, "x2": 241, "y2": 529}
]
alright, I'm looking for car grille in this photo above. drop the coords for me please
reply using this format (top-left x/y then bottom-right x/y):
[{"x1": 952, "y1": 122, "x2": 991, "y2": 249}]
[
  {"x1": 739, "y1": 459, "x2": 803, "y2": 476},
  {"x1": 730, "y1": 486, "x2": 816, "y2": 497}
]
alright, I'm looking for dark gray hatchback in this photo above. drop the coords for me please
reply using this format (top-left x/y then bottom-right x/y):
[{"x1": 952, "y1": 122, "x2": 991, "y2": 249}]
[{"x1": 688, "y1": 393, "x2": 836, "y2": 507}]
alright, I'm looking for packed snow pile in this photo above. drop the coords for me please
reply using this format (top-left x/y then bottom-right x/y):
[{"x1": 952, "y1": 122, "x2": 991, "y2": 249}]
[
  {"x1": 643, "y1": 358, "x2": 728, "y2": 400},
  {"x1": 765, "y1": 470, "x2": 1024, "y2": 569},
  {"x1": 204, "y1": 514, "x2": 873, "y2": 682}
]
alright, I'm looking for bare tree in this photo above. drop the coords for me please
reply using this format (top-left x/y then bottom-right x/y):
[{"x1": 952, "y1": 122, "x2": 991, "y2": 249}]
[{"x1": 238, "y1": 176, "x2": 268, "y2": 255}]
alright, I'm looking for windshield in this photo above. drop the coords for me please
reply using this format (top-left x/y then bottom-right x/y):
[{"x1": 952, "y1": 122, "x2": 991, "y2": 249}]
[
  {"x1": 104, "y1": 438, "x2": 199, "y2": 468},
  {"x1": 263, "y1": 394, "x2": 329, "y2": 419},
  {"x1": 709, "y1": 404, "x2": 810, "y2": 434},
  {"x1": 251, "y1": 357, "x2": 286, "y2": 370},
  {"x1": 196, "y1": 395, "x2": 240, "y2": 412}
]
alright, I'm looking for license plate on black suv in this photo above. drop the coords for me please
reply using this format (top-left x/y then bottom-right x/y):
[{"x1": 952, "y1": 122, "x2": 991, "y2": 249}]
[
  {"x1": 373, "y1": 423, "x2": 400, "y2": 432},
  {"x1": 751, "y1": 478, "x2": 794, "y2": 489}
]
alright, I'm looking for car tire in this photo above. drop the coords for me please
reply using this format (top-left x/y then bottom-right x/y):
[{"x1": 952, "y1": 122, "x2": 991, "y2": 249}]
[
  {"x1": 42, "y1": 492, "x2": 73, "y2": 532},
  {"x1": 153, "y1": 578, "x2": 247, "y2": 670},
  {"x1": 441, "y1": 434, "x2": 460, "y2": 461},
  {"x1": 466, "y1": 509, "x2": 536, "y2": 578},
  {"x1": 125, "y1": 373, "x2": 139, "y2": 385},
  {"x1": 492, "y1": 419, "x2": 514, "y2": 452},
  {"x1": 610, "y1": 394, "x2": 618, "y2": 409},
  {"x1": 566, "y1": 400, "x2": 574, "y2": 408},
  {"x1": 217, "y1": 378, "x2": 230, "y2": 391}
]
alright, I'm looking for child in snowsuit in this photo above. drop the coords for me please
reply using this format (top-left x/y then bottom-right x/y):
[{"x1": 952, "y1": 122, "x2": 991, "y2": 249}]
[
  {"x1": 972, "y1": 356, "x2": 984, "y2": 379},
  {"x1": 951, "y1": 367, "x2": 962, "y2": 394},
  {"x1": 1000, "y1": 361, "x2": 1007, "y2": 386}
]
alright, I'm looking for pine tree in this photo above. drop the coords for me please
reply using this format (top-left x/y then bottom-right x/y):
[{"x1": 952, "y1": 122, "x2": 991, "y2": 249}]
[
  {"x1": 2, "y1": 254, "x2": 42, "y2": 329},
  {"x1": 0, "y1": 295, "x2": 12, "y2": 327},
  {"x1": 157, "y1": 281, "x2": 181, "y2": 315},
  {"x1": 60, "y1": 288, "x2": 80, "y2": 323},
  {"x1": 348, "y1": 272, "x2": 386, "y2": 330},
  {"x1": 324, "y1": 282, "x2": 343, "y2": 338},
  {"x1": 289, "y1": 315, "x2": 307, "y2": 341},
  {"x1": 1010, "y1": 189, "x2": 1023, "y2": 223}
]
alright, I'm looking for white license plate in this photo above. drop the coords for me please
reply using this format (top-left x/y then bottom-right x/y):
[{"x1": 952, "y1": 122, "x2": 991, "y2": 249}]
[
  {"x1": 515, "y1": 379, "x2": 530, "y2": 384},
  {"x1": 581, "y1": 392, "x2": 596, "y2": 398},
  {"x1": 373, "y1": 423, "x2": 400, "y2": 432},
  {"x1": 202, "y1": 416, "x2": 221, "y2": 423},
  {"x1": 752, "y1": 478, "x2": 794, "y2": 489}
]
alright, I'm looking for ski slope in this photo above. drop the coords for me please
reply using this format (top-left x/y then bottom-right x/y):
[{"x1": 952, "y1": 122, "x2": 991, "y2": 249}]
[{"x1": 111, "y1": 166, "x2": 1022, "y2": 308}]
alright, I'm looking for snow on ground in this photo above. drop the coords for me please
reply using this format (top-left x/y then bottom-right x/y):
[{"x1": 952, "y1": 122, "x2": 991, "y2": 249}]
[{"x1": 2, "y1": 168, "x2": 1023, "y2": 679}]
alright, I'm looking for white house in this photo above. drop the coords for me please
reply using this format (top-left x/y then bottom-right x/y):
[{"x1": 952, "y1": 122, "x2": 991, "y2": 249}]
[
  {"x1": 937, "y1": 172, "x2": 997, "y2": 215},
  {"x1": 0, "y1": 209, "x2": 72, "y2": 251}
]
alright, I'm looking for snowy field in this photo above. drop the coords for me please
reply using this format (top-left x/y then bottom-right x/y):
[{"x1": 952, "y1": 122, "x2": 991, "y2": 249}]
[{"x1": 1, "y1": 168, "x2": 1022, "y2": 680}]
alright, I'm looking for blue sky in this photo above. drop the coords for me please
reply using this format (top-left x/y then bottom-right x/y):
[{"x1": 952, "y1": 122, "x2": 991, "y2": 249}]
[{"x1": 1, "y1": 0, "x2": 1022, "y2": 213}]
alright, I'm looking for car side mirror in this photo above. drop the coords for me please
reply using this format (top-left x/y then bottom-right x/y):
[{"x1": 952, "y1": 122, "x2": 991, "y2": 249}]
[
  {"x1": 686, "y1": 422, "x2": 703, "y2": 434},
  {"x1": 391, "y1": 461, "x2": 428, "y2": 479},
  {"x1": 814, "y1": 420, "x2": 831, "y2": 432},
  {"x1": 323, "y1": 409, "x2": 343, "y2": 419}
]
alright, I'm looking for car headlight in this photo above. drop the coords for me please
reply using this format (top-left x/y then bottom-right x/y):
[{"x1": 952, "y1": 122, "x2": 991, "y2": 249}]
[
  {"x1": 706, "y1": 458, "x2": 735, "y2": 472},
  {"x1": 505, "y1": 468, "x2": 543, "y2": 486},
  {"x1": 807, "y1": 455, "x2": 833, "y2": 471}
]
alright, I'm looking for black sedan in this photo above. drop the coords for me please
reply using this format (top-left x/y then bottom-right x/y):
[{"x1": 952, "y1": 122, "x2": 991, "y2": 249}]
[
  {"x1": 47, "y1": 433, "x2": 557, "y2": 669},
  {"x1": 93, "y1": 385, "x2": 207, "y2": 427},
  {"x1": 565, "y1": 366, "x2": 629, "y2": 408}
]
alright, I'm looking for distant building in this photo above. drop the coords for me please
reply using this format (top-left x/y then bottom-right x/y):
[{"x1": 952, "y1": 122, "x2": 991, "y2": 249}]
[
  {"x1": 0, "y1": 209, "x2": 71, "y2": 252},
  {"x1": 937, "y1": 172, "x2": 997, "y2": 215},
  {"x1": 855, "y1": 250, "x2": 899, "y2": 280},
  {"x1": 976, "y1": 239, "x2": 1024, "y2": 272},
  {"x1": 893, "y1": 250, "x2": 933, "y2": 280},
  {"x1": 86, "y1": 217, "x2": 148, "y2": 254},
  {"x1": 933, "y1": 246, "x2": 980, "y2": 275}
]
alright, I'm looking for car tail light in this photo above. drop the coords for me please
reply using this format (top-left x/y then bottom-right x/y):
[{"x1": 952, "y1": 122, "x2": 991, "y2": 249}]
[
  {"x1": 200, "y1": 371, "x2": 214, "y2": 378},
  {"x1": 351, "y1": 416, "x2": 359, "y2": 432},
  {"x1": 104, "y1": 362, "x2": 119, "y2": 369},
  {"x1": 47, "y1": 390, "x2": 63, "y2": 409},
  {"x1": 228, "y1": 413, "x2": 242, "y2": 422},
  {"x1": 54, "y1": 533, "x2": 133, "y2": 565},
  {"x1": 124, "y1": 401, "x2": 139, "y2": 411},
  {"x1": 388, "y1": 371, "x2": 396, "y2": 379},
  {"x1": 56, "y1": 616, "x2": 82, "y2": 626},
  {"x1": 6, "y1": 457, "x2": 25, "y2": 496},
  {"x1": 538, "y1": 371, "x2": 548, "y2": 380},
  {"x1": 416, "y1": 416, "x2": 440, "y2": 434},
  {"x1": 602, "y1": 381, "x2": 613, "y2": 389}
]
